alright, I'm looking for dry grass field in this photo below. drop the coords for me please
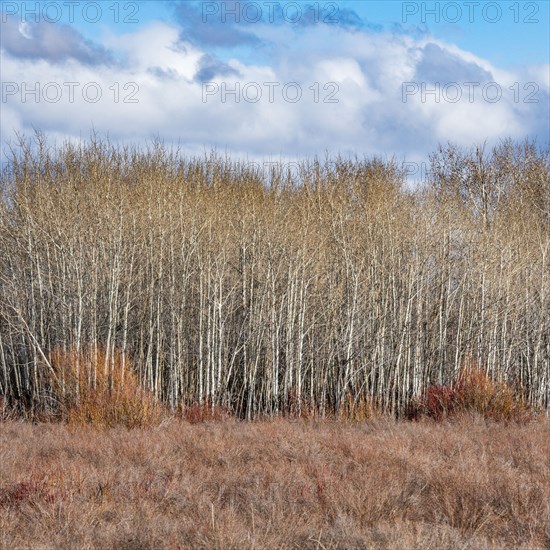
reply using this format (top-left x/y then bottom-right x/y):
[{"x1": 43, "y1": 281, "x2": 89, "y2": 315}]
[{"x1": 1, "y1": 416, "x2": 549, "y2": 550}]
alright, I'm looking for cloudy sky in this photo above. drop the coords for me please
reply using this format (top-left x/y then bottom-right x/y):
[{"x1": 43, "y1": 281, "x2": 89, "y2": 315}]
[{"x1": 1, "y1": 0, "x2": 549, "y2": 175}]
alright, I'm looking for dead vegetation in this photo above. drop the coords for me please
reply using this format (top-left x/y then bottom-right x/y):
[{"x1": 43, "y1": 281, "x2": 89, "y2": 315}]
[
  {"x1": 0, "y1": 133, "x2": 548, "y2": 546},
  {"x1": 0, "y1": 134, "x2": 548, "y2": 419},
  {"x1": 0, "y1": 416, "x2": 549, "y2": 549}
]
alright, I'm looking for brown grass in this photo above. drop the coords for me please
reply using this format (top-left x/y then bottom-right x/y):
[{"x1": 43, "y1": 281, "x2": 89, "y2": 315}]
[{"x1": 1, "y1": 416, "x2": 549, "y2": 549}]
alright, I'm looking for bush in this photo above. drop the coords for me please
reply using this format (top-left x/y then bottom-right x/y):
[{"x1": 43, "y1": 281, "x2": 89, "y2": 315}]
[
  {"x1": 48, "y1": 346, "x2": 165, "y2": 428},
  {"x1": 409, "y1": 364, "x2": 534, "y2": 422}
]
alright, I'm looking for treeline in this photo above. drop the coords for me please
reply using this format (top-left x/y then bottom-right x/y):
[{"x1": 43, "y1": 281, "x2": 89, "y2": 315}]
[{"x1": 0, "y1": 134, "x2": 548, "y2": 418}]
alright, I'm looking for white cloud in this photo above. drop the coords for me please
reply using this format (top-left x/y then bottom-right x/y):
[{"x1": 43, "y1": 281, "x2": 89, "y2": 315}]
[{"x1": 1, "y1": 17, "x2": 547, "y2": 164}]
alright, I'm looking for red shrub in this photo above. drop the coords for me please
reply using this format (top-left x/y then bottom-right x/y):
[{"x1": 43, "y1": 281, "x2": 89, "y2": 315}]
[{"x1": 409, "y1": 365, "x2": 535, "y2": 422}]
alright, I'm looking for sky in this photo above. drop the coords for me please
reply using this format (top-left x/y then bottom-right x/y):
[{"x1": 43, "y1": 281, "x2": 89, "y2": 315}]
[{"x1": 1, "y1": 0, "x2": 549, "y2": 180}]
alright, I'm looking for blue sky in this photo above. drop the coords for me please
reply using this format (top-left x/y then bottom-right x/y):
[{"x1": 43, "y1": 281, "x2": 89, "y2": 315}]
[{"x1": 1, "y1": 0, "x2": 549, "y2": 176}]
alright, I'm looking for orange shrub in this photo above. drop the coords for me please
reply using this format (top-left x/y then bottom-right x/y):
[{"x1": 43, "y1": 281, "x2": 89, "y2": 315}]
[
  {"x1": 454, "y1": 366, "x2": 533, "y2": 421},
  {"x1": 48, "y1": 346, "x2": 165, "y2": 429},
  {"x1": 409, "y1": 364, "x2": 534, "y2": 422}
]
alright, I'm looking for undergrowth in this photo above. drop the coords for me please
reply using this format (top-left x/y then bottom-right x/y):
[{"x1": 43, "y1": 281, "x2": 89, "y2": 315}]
[
  {"x1": 408, "y1": 364, "x2": 535, "y2": 422},
  {"x1": 47, "y1": 346, "x2": 165, "y2": 429},
  {"x1": 1, "y1": 354, "x2": 539, "y2": 426}
]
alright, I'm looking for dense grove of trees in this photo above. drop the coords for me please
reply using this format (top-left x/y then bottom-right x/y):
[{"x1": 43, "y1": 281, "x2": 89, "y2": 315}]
[{"x1": 0, "y1": 134, "x2": 548, "y2": 418}]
